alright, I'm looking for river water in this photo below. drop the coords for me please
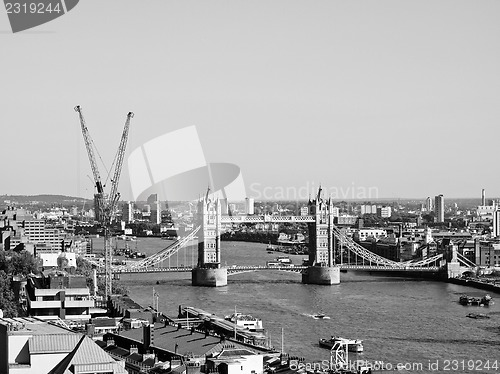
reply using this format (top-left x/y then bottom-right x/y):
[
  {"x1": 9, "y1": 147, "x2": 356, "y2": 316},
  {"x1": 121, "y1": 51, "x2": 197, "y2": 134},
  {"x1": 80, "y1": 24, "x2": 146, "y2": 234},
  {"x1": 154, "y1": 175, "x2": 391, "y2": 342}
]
[{"x1": 117, "y1": 238, "x2": 500, "y2": 373}]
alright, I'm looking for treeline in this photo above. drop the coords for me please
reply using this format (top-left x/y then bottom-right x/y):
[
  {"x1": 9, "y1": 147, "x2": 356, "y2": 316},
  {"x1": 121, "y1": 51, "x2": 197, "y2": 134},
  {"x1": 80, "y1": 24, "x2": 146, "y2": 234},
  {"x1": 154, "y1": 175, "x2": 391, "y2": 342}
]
[{"x1": 0, "y1": 250, "x2": 38, "y2": 317}]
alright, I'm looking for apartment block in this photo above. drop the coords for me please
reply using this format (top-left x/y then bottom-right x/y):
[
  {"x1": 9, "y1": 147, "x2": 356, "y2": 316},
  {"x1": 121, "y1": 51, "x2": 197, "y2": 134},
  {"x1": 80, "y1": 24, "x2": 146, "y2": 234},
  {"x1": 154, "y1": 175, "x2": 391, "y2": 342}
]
[{"x1": 26, "y1": 275, "x2": 94, "y2": 322}]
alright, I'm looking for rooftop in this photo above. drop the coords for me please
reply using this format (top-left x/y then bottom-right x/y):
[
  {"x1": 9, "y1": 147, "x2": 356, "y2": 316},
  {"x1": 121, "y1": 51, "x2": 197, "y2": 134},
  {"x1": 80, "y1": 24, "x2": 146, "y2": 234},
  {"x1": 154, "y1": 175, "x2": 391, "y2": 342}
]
[
  {"x1": 110, "y1": 295, "x2": 143, "y2": 310},
  {"x1": 0, "y1": 317, "x2": 72, "y2": 335},
  {"x1": 115, "y1": 323, "x2": 267, "y2": 358},
  {"x1": 30, "y1": 334, "x2": 82, "y2": 354},
  {"x1": 218, "y1": 348, "x2": 256, "y2": 357},
  {"x1": 118, "y1": 323, "x2": 223, "y2": 357},
  {"x1": 49, "y1": 335, "x2": 127, "y2": 374}
]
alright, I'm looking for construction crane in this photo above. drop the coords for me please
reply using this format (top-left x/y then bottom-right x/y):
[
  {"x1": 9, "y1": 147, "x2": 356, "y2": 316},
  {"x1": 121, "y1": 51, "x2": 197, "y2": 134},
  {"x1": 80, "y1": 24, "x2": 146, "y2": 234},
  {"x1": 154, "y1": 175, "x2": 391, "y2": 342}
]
[{"x1": 75, "y1": 105, "x2": 134, "y2": 301}]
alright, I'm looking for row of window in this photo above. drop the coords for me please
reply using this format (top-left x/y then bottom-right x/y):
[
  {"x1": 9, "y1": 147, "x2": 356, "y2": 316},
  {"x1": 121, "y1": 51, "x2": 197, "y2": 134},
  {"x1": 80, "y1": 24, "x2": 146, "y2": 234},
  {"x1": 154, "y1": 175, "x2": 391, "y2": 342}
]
[{"x1": 205, "y1": 253, "x2": 217, "y2": 262}]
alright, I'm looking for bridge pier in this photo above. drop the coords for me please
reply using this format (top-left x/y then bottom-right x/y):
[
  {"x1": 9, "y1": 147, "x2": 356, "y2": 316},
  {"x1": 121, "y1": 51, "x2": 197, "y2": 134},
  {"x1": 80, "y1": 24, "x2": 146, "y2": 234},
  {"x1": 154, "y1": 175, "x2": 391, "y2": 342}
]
[
  {"x1": 302, "y1": 265, "x2": 340, "y2": 285},
  {"x1": 192, "y1": 267, "x2": 227, "y2": 287}
]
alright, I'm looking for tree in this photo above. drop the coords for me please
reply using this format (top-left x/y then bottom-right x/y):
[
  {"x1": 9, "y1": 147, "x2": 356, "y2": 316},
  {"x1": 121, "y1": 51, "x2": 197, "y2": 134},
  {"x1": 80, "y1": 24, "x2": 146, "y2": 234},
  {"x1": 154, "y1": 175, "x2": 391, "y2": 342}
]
[
  {"x1": 0, "y1": 270, "x2": 17, "y2": 318},
  {"x1": 10, "y1": 251, "x2": 38, "y2": 276},
  {"x1": 0, "y1": 250, "x2": 37, "y2": 276},
  {"x1": 75, "y1": 257, "x2": 95, "y2": 290},
  {"x1": 422, "y1": 212, "x2": 435, "y2": 223},
  {"x1": 0, "y1": 251, "x2": 10, "y2": 273},
  {"x1": 57, "y1": 256, "x2": 69, "y2": 270}
]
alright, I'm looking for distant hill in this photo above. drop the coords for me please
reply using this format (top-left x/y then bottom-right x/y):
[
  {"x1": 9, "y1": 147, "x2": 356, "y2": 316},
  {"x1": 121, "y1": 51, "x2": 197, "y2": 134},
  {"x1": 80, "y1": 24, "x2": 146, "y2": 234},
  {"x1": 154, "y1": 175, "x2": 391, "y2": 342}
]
[{"x1": 0, "y1": 194, "x2": 91, "y2": 205}]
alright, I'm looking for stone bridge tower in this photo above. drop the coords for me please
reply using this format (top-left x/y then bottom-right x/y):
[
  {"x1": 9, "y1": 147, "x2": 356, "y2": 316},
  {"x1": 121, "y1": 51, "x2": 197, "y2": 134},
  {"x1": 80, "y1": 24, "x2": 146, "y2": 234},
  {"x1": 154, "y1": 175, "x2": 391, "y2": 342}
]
[
  {"x1": 191, "y1": 191, "x2": 227, "y2": 287},
  {"x1": 302, "y1": 187, "x2": 340, "y2": 285}
]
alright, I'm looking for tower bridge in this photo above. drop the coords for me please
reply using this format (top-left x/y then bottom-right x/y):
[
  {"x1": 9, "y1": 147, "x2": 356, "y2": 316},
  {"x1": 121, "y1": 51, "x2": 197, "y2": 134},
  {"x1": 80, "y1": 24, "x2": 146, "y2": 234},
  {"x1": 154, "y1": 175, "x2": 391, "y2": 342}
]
[{"x1": 107, "y1": 188, "x2": 475, "y2": 287}]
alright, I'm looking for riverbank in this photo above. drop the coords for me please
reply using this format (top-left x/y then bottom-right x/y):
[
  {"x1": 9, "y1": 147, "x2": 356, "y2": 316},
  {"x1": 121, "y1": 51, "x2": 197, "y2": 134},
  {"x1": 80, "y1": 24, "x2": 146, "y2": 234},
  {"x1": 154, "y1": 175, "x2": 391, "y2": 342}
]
[{"x1": 448, "y1": 277, "x2": 500, "y2": 295}]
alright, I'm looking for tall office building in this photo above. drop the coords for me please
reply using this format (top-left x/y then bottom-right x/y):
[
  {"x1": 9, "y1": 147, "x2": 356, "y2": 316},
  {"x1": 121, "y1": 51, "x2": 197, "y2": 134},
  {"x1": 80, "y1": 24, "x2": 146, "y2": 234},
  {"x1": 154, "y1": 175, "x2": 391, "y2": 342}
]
[
  {"x1": 147, "y1": 194, "x2": 158, "y2": 205},
  {"x1": 435, "y1": 194, "x2": 444, "y2": 223},
  {"x1": 493, "y1": 209, "x2": 500, "y2": 238},
  {"x1": 220, "y1": 198, "x2": 229, "y2": 215},
  {"x1": 482, "y1": 189, "x2": 486, "y2": 206},
  {"x1": 123, "y1": 201, "x2": 134, "y2": 223},
  {"x1": 425, "y1": 197, "x2": 433, "y2": 212},
  {"x1": 150, "y1": 201, "x2": 161, "y2": 224}
]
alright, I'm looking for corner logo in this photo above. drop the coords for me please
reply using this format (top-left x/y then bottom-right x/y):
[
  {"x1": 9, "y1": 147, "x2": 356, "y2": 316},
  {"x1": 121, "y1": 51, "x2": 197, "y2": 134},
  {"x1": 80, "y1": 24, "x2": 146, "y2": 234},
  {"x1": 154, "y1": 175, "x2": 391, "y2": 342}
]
[{"x1": 4, "y1": 0, "x2": 79, "y2": 33}]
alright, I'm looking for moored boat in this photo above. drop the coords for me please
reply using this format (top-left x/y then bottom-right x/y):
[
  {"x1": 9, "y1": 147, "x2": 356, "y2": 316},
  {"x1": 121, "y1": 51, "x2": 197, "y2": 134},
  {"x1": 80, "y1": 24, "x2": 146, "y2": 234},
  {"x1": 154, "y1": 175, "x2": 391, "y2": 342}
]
[
  {"x1": 266, "y1": 242, "x2": 275, "y2": 251},
  {"x1": 459, "y1": 294, "x2": 492, "y2": 306},
  {"x1": 224, "y1": 312, "x2": 263, "y2": 331},
  {"x1": 319, "y1": 336, "x2": 363, "y2": 352}
]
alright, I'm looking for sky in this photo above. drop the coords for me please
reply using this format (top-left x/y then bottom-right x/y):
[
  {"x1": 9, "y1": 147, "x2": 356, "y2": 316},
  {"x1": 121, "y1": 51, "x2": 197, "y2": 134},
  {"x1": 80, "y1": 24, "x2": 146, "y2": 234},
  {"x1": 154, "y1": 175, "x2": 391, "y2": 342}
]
[{"x1": 1, "y1": 0, "x2": 499, "y2": 201}]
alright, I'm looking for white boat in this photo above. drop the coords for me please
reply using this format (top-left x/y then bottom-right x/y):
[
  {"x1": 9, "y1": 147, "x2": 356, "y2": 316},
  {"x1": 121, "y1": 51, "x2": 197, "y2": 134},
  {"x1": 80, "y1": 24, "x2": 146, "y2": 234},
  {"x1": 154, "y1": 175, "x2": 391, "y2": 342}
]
[
  {"x1": 267, "y1": 256, "x2": 293, "y2": 267},
  {"x1": 312, "y1": 313, "x2": 330, "y2": 320},
  {"x1": 224, "y1": 312, "x2": 263, "y2": 331},
  {"x1": 266, "y1": 261, "x2": 281, "y2": 266},
  {"x1": 319, "y1": 336, "x2": 363, "y2": 353},
  {"x1": 276, "y1": 256, "x2": 292, "y2": 264}
]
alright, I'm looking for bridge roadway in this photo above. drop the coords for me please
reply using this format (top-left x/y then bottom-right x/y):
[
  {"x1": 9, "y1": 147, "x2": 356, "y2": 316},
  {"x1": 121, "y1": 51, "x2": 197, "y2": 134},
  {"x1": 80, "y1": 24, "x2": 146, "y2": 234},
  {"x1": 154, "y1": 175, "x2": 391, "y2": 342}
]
[
  {"x1": 220, "y1": 214, "x2": 315, "y2": 223},
  {"x1": 109, "y1": 264, "x2": 441, "y2": 274}
]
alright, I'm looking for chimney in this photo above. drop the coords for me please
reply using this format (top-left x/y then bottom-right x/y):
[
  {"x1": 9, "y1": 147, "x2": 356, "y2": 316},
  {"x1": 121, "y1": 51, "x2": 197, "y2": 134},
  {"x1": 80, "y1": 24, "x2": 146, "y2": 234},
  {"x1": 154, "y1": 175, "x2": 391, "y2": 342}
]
[
  {"x1": 106, "y1": 337, "x2": 115, "y2": 347},
  {"x1": 86, "y1": 323, "x2": 95, "y2": 337},
  {"x1": 143, "y1": 324, "x2": 153, "y2": 351},
  {"x1": 130, "y1": 345, "x2": 139, "y2": 354}
]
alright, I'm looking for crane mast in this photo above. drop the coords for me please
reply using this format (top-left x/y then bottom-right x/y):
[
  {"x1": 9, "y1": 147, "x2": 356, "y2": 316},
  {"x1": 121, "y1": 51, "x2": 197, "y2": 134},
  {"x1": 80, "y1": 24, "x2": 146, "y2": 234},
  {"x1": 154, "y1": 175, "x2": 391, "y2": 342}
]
[{"x1": 75, "y1": 106, "x2": 133, "y2": 302}]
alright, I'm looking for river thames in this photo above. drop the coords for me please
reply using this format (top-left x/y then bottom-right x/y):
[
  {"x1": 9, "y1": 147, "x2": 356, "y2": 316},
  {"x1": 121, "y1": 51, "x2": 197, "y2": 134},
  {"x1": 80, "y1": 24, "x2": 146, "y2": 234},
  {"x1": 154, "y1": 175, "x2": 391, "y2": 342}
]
[{"x1": 116, "y1": 238, "x2": 500, "y2": 373}]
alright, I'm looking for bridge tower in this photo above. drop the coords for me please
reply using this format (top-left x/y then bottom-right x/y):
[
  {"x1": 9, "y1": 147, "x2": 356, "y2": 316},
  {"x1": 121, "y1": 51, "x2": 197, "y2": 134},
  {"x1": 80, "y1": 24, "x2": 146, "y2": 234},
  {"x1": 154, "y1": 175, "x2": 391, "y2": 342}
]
[
  {"x1": 444, "y1": 243, "x2": 462, "y2": 279},
  {"x1": 302, "y1": 187, "x2": 340, "y2": 285},
  {"x1": 191, "y1": 192, "x2": 227, "y2": 287}
]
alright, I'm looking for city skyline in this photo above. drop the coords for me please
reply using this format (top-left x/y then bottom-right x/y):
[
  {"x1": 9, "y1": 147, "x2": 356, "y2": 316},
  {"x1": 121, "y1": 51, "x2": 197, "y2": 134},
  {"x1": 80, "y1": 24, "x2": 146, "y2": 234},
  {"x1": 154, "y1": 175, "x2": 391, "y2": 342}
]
[{"x1": 1, "y1": 1, "x2": 500, "y2": 200}]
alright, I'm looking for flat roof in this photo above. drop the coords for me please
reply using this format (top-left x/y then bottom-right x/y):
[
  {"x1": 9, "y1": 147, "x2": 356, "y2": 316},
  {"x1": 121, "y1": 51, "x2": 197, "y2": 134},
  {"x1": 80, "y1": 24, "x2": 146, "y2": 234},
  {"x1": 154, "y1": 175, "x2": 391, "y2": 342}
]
[
  {"x1": 0, "y1": 317, "x2": 72, "y2": 335},
  {"x1": 116, "y1": 323, "x2": 267, "y2": 358},
  {"x1": 118, "y1": 323, "x2": 223, "y2": 357}
]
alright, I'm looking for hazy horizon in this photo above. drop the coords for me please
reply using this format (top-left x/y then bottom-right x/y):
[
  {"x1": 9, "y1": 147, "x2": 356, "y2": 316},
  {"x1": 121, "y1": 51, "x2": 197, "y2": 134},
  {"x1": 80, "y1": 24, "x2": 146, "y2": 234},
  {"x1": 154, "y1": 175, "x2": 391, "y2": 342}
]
[{"x1": 0, "y1": 193, "x2": 496, "y2": 204}]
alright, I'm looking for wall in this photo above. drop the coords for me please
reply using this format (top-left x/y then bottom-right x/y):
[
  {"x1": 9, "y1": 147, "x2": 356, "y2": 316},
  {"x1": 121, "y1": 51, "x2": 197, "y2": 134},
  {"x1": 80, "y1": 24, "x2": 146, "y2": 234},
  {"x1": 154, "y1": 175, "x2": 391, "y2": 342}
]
[{"x1": 0, "y1": 324, "x2": 8, "y2": 374}]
